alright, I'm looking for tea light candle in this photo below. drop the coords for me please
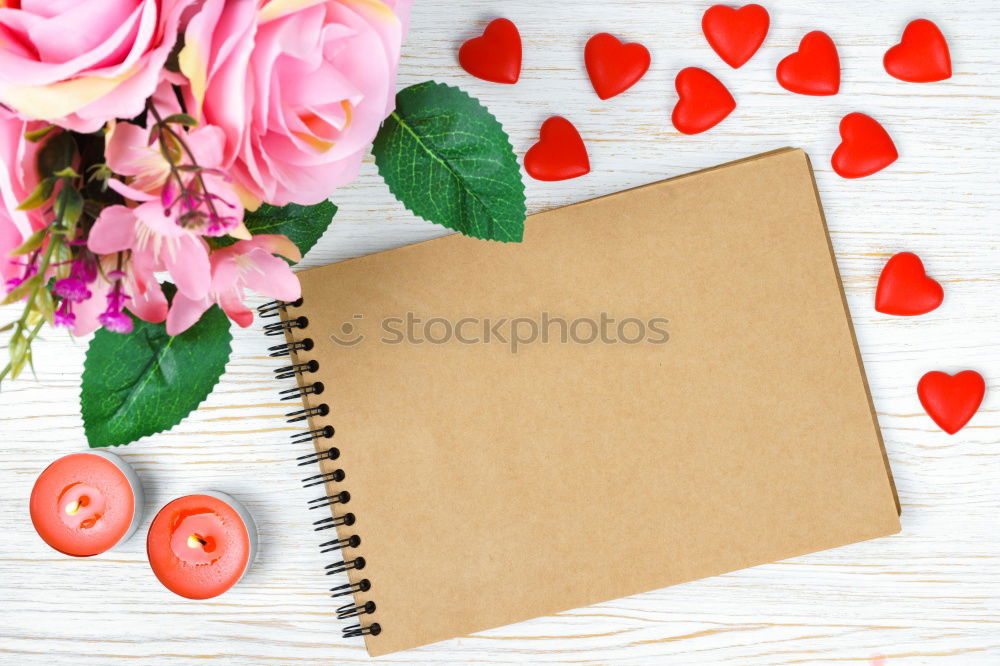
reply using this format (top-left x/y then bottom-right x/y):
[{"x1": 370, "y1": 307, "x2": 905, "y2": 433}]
[
  {"x1": 147, "y1": 491, "x2": 258, "y2": 599},
  {"x1": 30, "y1": 451, "x2": 144, "y2": 557}
]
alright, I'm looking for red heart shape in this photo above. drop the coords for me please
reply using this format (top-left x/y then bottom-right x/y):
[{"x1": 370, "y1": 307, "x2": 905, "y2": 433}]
[
  {"x1": 875, "y1": 252, "x2": 944, "y2": 316},
  {"x1": 585, "y1": 33, "x2": 651, "y2": 100},
  {"x1": 777, "y1": 31, "x2": 840, "y2": 96},
  {"x1": 671, "y1": 68, "x2": 736, "y2": 135},
  {"x1": 831, "y1": 113, "x2": 898, "y2": 179},
  {"x1": 458, "y1": 18, "x2": 522, "y2": 84},
  {"x1": 702, "y1": 4, "x2": 770, "y2": 69},
  {"x1": 918, "y1": 371, "x2": 986, "y2": 435},
  {"x1": 884, "y1": 19, "x2": 951, "y2": 83},
  {"x1": 524, "y1": 117, "x2": 590, "y2": 182}
]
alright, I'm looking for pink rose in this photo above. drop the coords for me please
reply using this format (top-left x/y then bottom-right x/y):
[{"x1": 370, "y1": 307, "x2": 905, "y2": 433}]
[
  {"x1": 179, "y1": 0, "x2": 412, "y2": 206},
  {"x1": 0, "y1": 0, "x2": 195, "y2": 133},
  {"x1": 0, "y1": 108, "x2": 45, "y2": 295},
  {"x1": 0, "y1": 108, "x2": 44, "y2": 237},
  {"x1": 0, "y1": 206, "x2": 22, "y2": 294}
]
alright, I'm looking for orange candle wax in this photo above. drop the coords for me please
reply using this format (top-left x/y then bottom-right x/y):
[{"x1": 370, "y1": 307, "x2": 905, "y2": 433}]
[
  {"x1": 30, "y1": 451, "x2": 143, "y2": 557},
  {"x1": 147, "y1": 492, "x2": 258, "y2": 600}
]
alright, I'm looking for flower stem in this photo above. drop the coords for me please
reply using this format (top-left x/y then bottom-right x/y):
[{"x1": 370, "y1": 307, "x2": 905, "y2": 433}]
[{"x1": 0, "y1": 177, "x2": 74, "y2": 385}]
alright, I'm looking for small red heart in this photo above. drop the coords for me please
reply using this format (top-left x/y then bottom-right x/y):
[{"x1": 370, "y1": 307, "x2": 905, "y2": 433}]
[
  {"x1": 702, "y1": 4, "x2": 770, "y2": 69},
  {"x1": 884, "y1": 19, "x2": 951, "y2": 83},
  {"x1": 875, "y1": 252, "x2": 943, "y2": 316},
  {"x1": 458, "y1": 18, "x2": 522, "y2": 84},
  {"x1": 777, "y1": 31, "x2": 840, "y2": 96},
  {"x1": 832, "y1": 113, "x2": 898, "y2": 179},
  {"x1": 918, "y1": 370, "x2": 986, "y2": 435},
  {"x1": 524, "y1": 117, "x2": 590, "y2": 182},
  {"x1": 671, "y1": 68, "x2": 736, "y2": 135},
  {"x1": 584, "y1": 33, "x2": 651, "y2": 100}
]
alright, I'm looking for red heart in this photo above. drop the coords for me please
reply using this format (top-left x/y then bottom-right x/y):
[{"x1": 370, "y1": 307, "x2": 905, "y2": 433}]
[
  {"x1": 702, "y1": 4, "x2": 770, "y2": 69},
  {"x1": 884, "y1": 19, "x2": 951, "y2": 83},
  {"x1": 458, "y1": 18, "x2": 522, "y2": 84},
  {"x1": 585, "y1": 33, "x2": 651, "y2": 100},
  {"x1": 777, "y1": 31, "x2": 840, "y2": 96},
  {"x1": 918, "y1": 371, "x2": 986, "y2": 435},
  {"x1": 671, "y1": 68, "x2": 736, "y2": 135},
  {"x1": 831, "y1": 113, "x2": 898, "y2": 179},
  {"x1": 875, "y1": 252, "x2": 943, "y2": 316},
  {"x1": 524, "y1": 117, "x2": 590, "y2": 182}
]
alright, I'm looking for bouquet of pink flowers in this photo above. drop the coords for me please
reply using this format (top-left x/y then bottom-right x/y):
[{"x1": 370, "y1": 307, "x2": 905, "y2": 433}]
[{"x1": 0, "y1": 1, "x2": 525, "y2": 447}]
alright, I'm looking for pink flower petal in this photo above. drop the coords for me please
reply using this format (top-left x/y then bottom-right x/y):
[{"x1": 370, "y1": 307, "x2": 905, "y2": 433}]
[
  {"x1": 128, "y1": 276, "x2": 168, "y2": 324},
  {"x1": 162, "y1": 234, "x2": 211, "y2": 300},
  {"x1": 218, "y1": 289, "x2": 254, "y2": 328},
  {"x1": 165, "y1": 291, "x2": 212, "y2": 336},
  {"x1": 240, "y1": 248, "x2": 300, "y2": 302},
  {"x1": 87, "y1": 205, "x2": 136, "y2": 254},
  {"x1": 70, "y1": 273, "x2": 112, "y2": 337},
  {"x1": 249, "y1": 233, "x2": 302, "y2": 262},
  {"x1": 104, "y1": 120, "x2": 156, "y2": 177}
]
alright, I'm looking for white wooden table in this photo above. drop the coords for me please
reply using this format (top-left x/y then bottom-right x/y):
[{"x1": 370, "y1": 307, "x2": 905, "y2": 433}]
[{"x1": 2, "y1": 1, "x2": 998, "y2": 663}]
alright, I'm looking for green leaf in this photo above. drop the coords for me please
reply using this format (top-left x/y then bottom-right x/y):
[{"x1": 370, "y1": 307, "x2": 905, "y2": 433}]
[
  {"x1": 217, "y1": 201, "x2": 337, "y2": 262},
  {"x1": 56, "y1": 186, "x2": 83, "y2": 230},
  {"x1": 17, "y1": 178, "x2": 55, "y2": 211},
  {"x1": 35, "y1": 288, "x2": 54, "y2": 326},
  {"x1": 1, "y1": 275, "x2": 40, "y2": 305},
  {"x1": 372, "y1": 81, "x2": 526, "y2": 242},
  {"x1": 36, "y1": 132, "x2": 76, "y2": 179},
  {"x1": 53, "y1": 166, "x2": 81, "y2": 179},
  {"x1": 161, "y1": 113, "x2": 198, "y2": 127},
  {"x1": 24, "y1": 125, "x2": 56, "y2": 143},
  {"x1": 80, "y1": 285, "x2": 232, "y2": 448},
  {"x1": 8, "y1": 227, "x2": 47, "y2": 255}
]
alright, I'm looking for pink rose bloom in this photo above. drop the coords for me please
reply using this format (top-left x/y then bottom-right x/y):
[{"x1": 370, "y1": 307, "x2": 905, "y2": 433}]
[
  {"x1": 0, "y1": 206, "x2": 23, "y2": 294},
  {"x1": 0, "y1": 108, "x2": 45, "y2": 237},
  {"x1": 179, "y1": 0, "x2": 412, "y2": 206},
  {"x1": 0, "y1": 108, "x2": 46, "y2": 295},
  {"x1": 0, "y1": 0, "x2": 195, "y2": 133}
]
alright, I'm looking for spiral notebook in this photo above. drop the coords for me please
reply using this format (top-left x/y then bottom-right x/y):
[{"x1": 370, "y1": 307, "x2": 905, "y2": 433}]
[{"x1": 262, "y1": 148, "x2": 900, "y2": 656}]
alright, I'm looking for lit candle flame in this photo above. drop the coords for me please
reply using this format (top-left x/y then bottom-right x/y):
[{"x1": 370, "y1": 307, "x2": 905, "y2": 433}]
[
  {"x1": 187, "y1": 534, "x2": 208, "y2": 549},
  {"x1": 64, "y1": 500, "x2": 81, "y2": 515}
]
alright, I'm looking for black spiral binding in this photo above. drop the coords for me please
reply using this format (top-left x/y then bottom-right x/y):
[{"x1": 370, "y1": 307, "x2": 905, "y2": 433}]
[{"x1": 260, "y1": 299, "x2": 379, "y2": 640}]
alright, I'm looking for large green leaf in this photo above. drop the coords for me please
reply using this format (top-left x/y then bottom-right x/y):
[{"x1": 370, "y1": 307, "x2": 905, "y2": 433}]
[
  {"x1": 216, "y1": 201, "x2": 337, "y2": 261},
  {"x1": 80, "y1": 286, "x2": 232, "y2": 447},
  {"x1": 372, "y1": 81, "x2": 526, "y2": 242}
]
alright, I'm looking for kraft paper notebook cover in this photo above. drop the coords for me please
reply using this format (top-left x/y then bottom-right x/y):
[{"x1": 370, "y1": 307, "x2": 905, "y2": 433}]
[{"x1": 264, "y1": 148, "x2": 900, "y2": 656}]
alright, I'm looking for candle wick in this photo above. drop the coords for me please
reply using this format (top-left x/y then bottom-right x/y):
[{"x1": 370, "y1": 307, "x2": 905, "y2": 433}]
[
  {"x1": 187, "y1": 534, "x2": 208, "y2": 549},
  {"x1": 65, "y1": 500, "x2": 81, "y2": 515}
]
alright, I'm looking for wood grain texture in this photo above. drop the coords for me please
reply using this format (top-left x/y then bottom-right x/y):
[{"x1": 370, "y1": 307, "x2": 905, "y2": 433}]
[{"x1": 1, "y1": 1, "x2": 998, "y2": 664}]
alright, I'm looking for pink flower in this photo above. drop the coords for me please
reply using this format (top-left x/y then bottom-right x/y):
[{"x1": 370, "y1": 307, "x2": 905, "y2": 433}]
[
  {"x1": 0, "y1": 0, "x2": 196, "y2": 132},
  {"x1": 0, "y1": 107, "x2": 46, "y2": 296},
  {"x1": 167, "y1": 234, "x2": 301, "y2": 335},
  {"x1": 67, "y1": 253, "x2": 167, "y2": 337},
  {"x1": 90, "y1": 121, "x2": 249, "y2": 305},
  {"x1": 88, "y1": 203, "x2": 213, "y2": 305},
  {"x1": 0, "y1": 108, "x2": 45, "y2": 238},
  {"x1": 0, "y1": 205, "x2": 22, "y2": 295},
  {"x1": 105, "y1": 121, "x2": 247, "y2": 239},
  {"x1": 178, "y1": 0, "x2": 412, "y2": 206}
]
